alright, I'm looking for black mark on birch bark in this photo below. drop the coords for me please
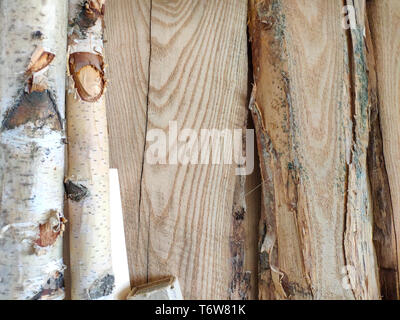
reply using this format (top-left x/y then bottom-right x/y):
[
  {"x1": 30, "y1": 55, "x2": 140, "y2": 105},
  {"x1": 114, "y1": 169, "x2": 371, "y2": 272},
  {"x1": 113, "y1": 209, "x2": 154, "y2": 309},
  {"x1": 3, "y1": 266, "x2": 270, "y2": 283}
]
[
  {"x1": 65, "y1": 180, "x2": 90, "y2": 202},
  {"x1": 1, "y1": 90, "x2": 62, "y2": 131},
  {"x1": 31, "y1": 271, "x2": 64, "y2": 300},
  {"x1": 31, "y1": 31, "x2": 44, "y2": 40}
]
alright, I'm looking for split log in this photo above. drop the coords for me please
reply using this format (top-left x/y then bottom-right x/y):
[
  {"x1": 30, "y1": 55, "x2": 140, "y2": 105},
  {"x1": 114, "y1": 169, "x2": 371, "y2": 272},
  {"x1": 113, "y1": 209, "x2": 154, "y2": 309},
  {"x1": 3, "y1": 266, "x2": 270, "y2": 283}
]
[
  {"x1": 249, "y1": 0, "x2": 380, "y2": 299},
  {"x1": 0, "y1": 0, "x2": 67, "y2": 299},
  {"x1": 66, "y1": 0, "x2": 114, "y2": 300}
]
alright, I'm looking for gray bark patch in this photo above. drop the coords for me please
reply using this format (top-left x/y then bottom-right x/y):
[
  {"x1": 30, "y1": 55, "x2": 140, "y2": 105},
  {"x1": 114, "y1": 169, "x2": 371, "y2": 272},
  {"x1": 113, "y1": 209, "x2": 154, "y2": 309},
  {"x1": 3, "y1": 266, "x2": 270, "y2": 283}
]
[
  {"x1": 31, "y1": 272, "x2": 64, "y2": 300},
  {"x1": 87, "y1": 274, "x2": 115, "y2": 300}
]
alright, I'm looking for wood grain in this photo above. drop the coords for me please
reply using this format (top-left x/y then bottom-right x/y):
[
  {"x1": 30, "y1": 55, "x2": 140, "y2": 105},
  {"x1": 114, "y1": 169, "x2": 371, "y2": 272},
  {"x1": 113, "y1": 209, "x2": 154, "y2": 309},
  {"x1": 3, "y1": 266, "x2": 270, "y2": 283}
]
[
  {"x1": 104, "y1": 0, "x2": 151, "y2": 284},
  {"x1": 105, "y1": 0, "x2": 253, "y2": 299},
  {"x1": 368, "y1": 0, "x2": 400, "y2": 299},
  {"x1": 137, "y1": 0, "x2": 249, "y2": 299},
  {"x1": 249, "y1": 0, "x2": 380, "y2": 299}
]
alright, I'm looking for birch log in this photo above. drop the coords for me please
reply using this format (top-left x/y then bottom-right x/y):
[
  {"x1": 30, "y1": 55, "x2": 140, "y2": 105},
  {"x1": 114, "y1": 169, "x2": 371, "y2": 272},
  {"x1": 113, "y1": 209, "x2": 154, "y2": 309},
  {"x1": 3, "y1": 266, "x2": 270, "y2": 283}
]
[
  {"x1": 66, "y1": 0, "x2": 114, "y2": 300},
  {"x1": 0, "y1": 0, "x2": 67, "y2": 300},
  {"x1": 249, "y1": 0, "x2": 380, "y2": 299}
]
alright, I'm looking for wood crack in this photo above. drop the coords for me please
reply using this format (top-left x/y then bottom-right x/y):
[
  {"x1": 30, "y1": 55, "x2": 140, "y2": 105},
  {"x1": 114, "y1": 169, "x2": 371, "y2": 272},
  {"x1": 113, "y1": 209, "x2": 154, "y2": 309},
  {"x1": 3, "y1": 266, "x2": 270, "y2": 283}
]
[
  {"x1": 342, "y1": 0, "x2": 357, "y2": 299},
  {"x1": 137, "y1": 0, "x2": 153, "y2": 283}
]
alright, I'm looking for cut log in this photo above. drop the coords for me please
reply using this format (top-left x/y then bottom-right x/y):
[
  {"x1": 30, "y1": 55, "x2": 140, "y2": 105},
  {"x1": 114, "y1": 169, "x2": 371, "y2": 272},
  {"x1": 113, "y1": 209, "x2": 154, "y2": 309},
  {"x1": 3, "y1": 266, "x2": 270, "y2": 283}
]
[
  {"x1": 367, "y1": 0, "x2": 400, "y2": 300},
  {"x1": 0, "y1": 0, "x2": 67, "y2": 300},
  {"x1": 66, "y1": 0, "x2": 114, "y2": 300},
  {"x1": 249, "y1": 0, "x2": 380, "y2": 299}
]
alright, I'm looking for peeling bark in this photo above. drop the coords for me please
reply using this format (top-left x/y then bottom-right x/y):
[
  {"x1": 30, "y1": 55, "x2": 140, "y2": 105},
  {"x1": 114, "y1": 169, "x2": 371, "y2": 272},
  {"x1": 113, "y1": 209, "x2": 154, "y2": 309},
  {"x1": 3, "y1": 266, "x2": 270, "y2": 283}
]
[
  {"x1": 342, "y1": 0, "x2": 380, "y2": 300},
  {"x1": 26, "y1": 48, "x2": 55, "y2": 75},
  {"x1": 0, "y1": 0, "x2": 67, "y2": 300},
  {"x1": 69, "y1": 52, "x2": 105, "y2": 102},
  {"x1": 67, "y1": 0, "x2": 114, "y2": 300},
  {"x1": 249, "y1": 0, "x2": 313, "y2": 300},
  {"x1": 73, "y1": 0, "x2": 105, "y2": 34}
]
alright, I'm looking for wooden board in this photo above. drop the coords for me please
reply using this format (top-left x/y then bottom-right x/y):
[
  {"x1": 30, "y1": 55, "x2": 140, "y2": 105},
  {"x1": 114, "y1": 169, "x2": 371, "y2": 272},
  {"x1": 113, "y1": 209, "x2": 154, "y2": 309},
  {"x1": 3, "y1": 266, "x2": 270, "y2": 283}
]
[
  {"x1": 105, "y1": 0, "x2": 151, "y2": 284},
  {"x1": 105, "y1": 0, "x2": 256, "y2": 299}
]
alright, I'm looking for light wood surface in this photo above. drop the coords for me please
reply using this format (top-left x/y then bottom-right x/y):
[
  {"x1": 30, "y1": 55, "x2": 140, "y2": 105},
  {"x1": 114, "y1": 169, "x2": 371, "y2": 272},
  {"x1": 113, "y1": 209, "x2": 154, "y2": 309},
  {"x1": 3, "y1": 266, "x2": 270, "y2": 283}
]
[
  {"x1": 105, "y1": 0, "x2": 151, "y2": 284},
  {"x1": 104, "y1": 0, "x2": 257, "y2": 299}
]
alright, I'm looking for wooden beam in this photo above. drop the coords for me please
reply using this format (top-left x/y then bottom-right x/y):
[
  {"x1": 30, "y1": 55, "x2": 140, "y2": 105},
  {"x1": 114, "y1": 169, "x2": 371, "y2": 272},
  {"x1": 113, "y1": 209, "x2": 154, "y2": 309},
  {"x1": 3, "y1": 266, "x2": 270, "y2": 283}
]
[
  {"x1": 137, "y1": 0, "x2": 249, "y2": 299},
  {"x1": 105, "y1": 0, "x2": 151, "y2": 284}
]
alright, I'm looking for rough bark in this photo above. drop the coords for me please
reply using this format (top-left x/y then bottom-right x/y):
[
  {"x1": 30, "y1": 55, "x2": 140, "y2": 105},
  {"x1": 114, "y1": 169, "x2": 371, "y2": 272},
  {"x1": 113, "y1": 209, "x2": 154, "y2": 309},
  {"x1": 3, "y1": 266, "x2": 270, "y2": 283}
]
[
  {"x1": 342, "y1": 0, "x2": 380, "y2": 300},
  {"x1": 0, "y1": 0, "x2": 67, "y2": 300},
  {"x1": 66, "y1": 0, "x2": 114, "y2": 300},
  {"x1": 249, "y1": 0, "x2": 380, "y2": 299}
]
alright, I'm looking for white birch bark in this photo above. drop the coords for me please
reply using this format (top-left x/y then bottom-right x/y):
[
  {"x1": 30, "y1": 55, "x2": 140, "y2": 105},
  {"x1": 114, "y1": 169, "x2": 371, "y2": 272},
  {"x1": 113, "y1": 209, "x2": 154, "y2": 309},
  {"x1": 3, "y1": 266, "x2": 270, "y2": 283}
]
[
  {"x1": 0, "y1": 0, "x2": 67, "y2": 300},
  {"x1": 66, "y1": 0, "x2": 114, "y2": 300}
]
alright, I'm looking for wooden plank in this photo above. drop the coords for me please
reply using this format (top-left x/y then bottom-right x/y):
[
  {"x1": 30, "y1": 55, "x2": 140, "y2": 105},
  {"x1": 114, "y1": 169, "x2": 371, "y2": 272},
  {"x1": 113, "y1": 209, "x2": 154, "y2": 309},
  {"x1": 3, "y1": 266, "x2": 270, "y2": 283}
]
[
  {"x1": 367, "y1": 0, "x2": 400, "y2": 299},
  {"x1": 136, "y1": 0, "x2": 250, "y2": 299},
  {"x1": 104, "y1": 0, "x2": 151, "y2": 284},
  {"x1": 249, "y1": 0, "x2": 380, "y2": 299}
]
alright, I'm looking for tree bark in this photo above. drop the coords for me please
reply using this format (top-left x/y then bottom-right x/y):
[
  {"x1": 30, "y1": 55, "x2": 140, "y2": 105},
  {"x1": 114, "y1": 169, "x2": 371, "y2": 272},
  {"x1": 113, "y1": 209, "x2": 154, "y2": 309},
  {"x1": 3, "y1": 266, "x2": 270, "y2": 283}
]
[
  {"x1": 249, "y1": 0, "x2": 380, "y2": 299},
  {"x1": 0, "y1": 0, "x2": 67, "y2": 300},
  {"x1": 66, "y1": 0, "x2": 114, "y2": 300}
]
